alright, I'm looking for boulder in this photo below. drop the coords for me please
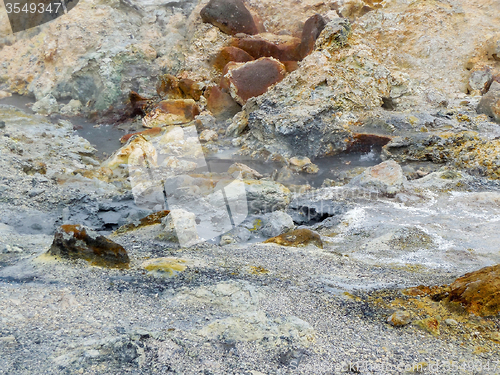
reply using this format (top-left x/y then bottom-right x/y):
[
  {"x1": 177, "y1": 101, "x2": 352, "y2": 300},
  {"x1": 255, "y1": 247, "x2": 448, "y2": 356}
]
[
  {"x1": 348, "y1": 160, "x2": 405, "y2": 197},
  {"x1": 261, "y1": 211, "x2": 294, "y2": 237},
  {"x1": 244, "y1": 180, "x2": 291, "y2": 213},
  {"x1": 224, "y1": 57, "x2": 286, "y2": 105},
  {"x1": 206, "y1": 86, "x2": 242, "y2": 120},
  {"x1": 477, "y1": 81, "x2": 500, "y2": 123},
  {"x1": 299, "y1": 14, "x2": 327, "y2": 59},
  {"x1": 159, "y1": 209, "x2": 199, "y2": 246},
  {"x1": 200, "y1": 0, "x2": 258, "y2": 35},
  {"x1": 264, "y1": 228, "x2": 323, "y2": 248},
  {"x1": 48, "y1": 224, "x2": 129, "y2": 268}
]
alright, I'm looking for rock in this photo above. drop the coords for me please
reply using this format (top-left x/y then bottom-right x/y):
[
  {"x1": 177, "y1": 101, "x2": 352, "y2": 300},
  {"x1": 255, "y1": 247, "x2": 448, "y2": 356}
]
[
  {"x1": 348, "y1": 160, "x2": 405, "y2": 197},
  {"x1": 113, "y1": 210, "x2": 170, "y2": 234},
  {"x1": 299, "y1": 14, "x2": 327, "y2": 59},
  {"x1": 178, "y1": 78, "x2": 204, "y2": 101},
  {"x1": 0, "y1": 90, "x2": 12, "y2": 99},
  {"x1": 414, "y1": 317, "x2": 440, "y2": 336},
  {"x1": 200, "y1": 0, "x2": 258, "y2": 36},
  {"x1": 264, "y1": 228, "x2": 323, "y2": 248},
  {"x1": 142, "y1": 257, "x2": 187, "y2": 277},
  {"x1": 487, "y1": 36, "x2": 500, "y2": 61},
  {"x1": 314, "y1": 18, "x2": 351, "y2": 52},
  {"x1": 199, "y1": 129, "x2": 219, "y2": 142},
  {"x1": 288, "y1": 156, "x2": 319, "y2": 174},
  {"x1": 102, "y1": 135, "x2": 158, "y2": 171},
  {"x1": 0, "y1": 121, "x2": 5, "y2": 129},
  {"x1": 468, "y1": 69, "x2": 493, "y2": 94},
  {"x1": 228, "y1": 163, "x2": 263, "y2": 179},
  {"x1": 226, "y1": 110, "x2": 248, "y2": 136},
  {"x1": 158, "y1": 209, "x2": 199, "y2": 246},
  {"x1": 214, "y1": 46, "x2": 254, "y2": 70},
  {"x1": 387, "y1": 310, "x2": 411, "y2": 326},
  {"x1": 206, "y1": 86, "x2": 242, "y2": 120},
  {"x1": 261, "y1": 211, "x2": 294, "y2": 237},
  {"x1": 448, "y1": 264, "x2": 500, "y2": 317},
  {"x1": 244, "y1": 180, "x2": 291, "y2": 213},
  {"x1": 120, "y1": 127, "x2": 163, "y2": 144},
  {"x1": 231, "y1": 36, "x2": 302, "y2": 61},
  {"x1": 1, "y1": 244, "x2": 23, "y2": 254},
  {"x1": 48, "y1": 224, "x2": 130, "y2": 268},
  {"x1": 224, "y1": 57, "x2": 286, "y2": 105},
  {"x1": 32, "y1": 94, "x2": 59, "y2": 115},
  {"x1": 477, "y1": 81, "x2": 500, "y2": 123},
  {"x1": 220, "y1": 226, "x2": 251, "y2": 245},
  {"x1": 142, "y1": 99, "x2": 200, "y2": 127},
  {"x1": 444, "y1": 318, "x2": 458, "y2": 326},
  {"x1": 156, "y1": 74, "x2": 184, "y2": 99},
  {"x1": 60, "y1": 99, "x2": 83, "y2": 116}
]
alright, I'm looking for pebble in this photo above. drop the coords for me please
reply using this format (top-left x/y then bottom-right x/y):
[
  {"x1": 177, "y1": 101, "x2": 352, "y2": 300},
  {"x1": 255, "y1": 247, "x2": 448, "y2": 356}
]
[
  {"x1": 200, "y1": 0, "x2": 258, "y2": 36},
  {"x1": 387, "y1": 310, "x2": 411, "y2": 326}
]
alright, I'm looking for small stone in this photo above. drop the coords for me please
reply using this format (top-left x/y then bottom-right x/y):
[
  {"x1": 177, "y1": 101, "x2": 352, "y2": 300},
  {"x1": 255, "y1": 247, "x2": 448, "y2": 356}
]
[
  {"x1": 142, "y1": 257, "x2": 187, "y2": 277},
  {"x1": 261, "y1": 211, "x2": 294, "y2": 237},
  {"x1": 489, "y1": 332, "x2": 500, "y2": 342},
  {"x1": 32, "y1": 94, "x2": 59, "y2": 115},
  {"x1": 224, "y1": 57, "x2": 286, "y2": 105},
  {"x1": 231, "y1": 36, "x2": 301, "y2": 61},
  {"x1": 477, "y1": 81, "x2": 500, "y2": 123},
  {"x1": 159, "y1": 209, "x2": 199, "y2": 246},
  {"x1": 120, "y1": 127, "x2": 163, "y2": 144},
  {"x1": 206, "y1": 86, "x2": 242, "y2": 120},
  {"x1": 199, "y1": 129, "x2": 218, "y2": 142},
  {"x1": 444, "y1": 318, "x2": 458, "y2": 326},
  {"x1": 448, "y1": 264, "x2": 500, "y2": 317},
  {"x1": 220, "y1": 226, "x2": 251, "y2": 245},
  {"x1": 264, "y1": 228, "x2": 323, "y2": 248},
  {"x1": 487, "y1": 36, "x2": 500, "y2": 61},
  {"x1": 113, "y1": 210, "x2": 170, "y2": 234},
  {"x1": 387, "y1": 310, "x2": 411, "y2": 326},
  {"x1": 48, "y1": 224, "x2": 130, "y2": 268},
  {"x1": 1, "y1": 244, "x2": 23, "y2": 254},
  {"x1": 348, "y1": 159, "x2": 406, "y2": 197},
  {"x1": 142, "y1": 99, "x2": 200, "y2": 127},
  {"x1": 60, "y1": 99, "x2": 83, "y2": 116},
  {"x1": 0, "y1": 90, "x2": 12, "y2": 99},
  {"x1": 227, "y1": 163, "x2": 262, "y2": 179},
  {"x1": 200, "y1": 0, "x2": 258, "y2": 36},
  {"x1": 244, "y1": 179, "x2": 291, "y2": 213},
  {"x1": 468, "y1": 69, "x2": 493, "y2": 94},
  {"x1": 415, "y1": 317, "x2": 440, "y2": 336},
  {"x1": 214, "y1": 46, "x2": 254, "y2": 70},
  {"x1": 299, "y1": 14, "x2": 327, "y2": 59},
  {"x1": 179, "y1": 78, "x2": 204, "y2": 101},
  {"x1": 156, "y1": 74, "x2": 183, "y2": 99},
  {"x1": 0, "y1": 121, "x2": 5, "y2": 129}
]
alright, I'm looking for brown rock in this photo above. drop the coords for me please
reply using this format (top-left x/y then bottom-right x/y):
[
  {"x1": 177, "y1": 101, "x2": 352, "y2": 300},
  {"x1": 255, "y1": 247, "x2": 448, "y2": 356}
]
[
  {"x1": 232, "y1": 37, "x2": 301, "y2": 61},
  {"x1": 142, "y1": 99, "x2": 200, "y2": 127},
  {"x1": 113, "y1": 211, "x2": 171, "y2": 234},
  {"x1": 415, "y1": 317, "x2": 440, "y2": 336},
  {"x1": 346, "y1": 133, "x2": 392, "y2": 153},
  {"x1": 206, "y1": 86, "x2": 242, "y2": 119},
  {"x1": 156, "y1": 74, "x2": 183, "y2": 99},
  {"x1": 213, "y1": 46, "x2": 254, "y2": 70},
  {"x1": 120, "y1": 127, "x2": 163, "y2": 144},
  {"x1": 179, "y1": 78, "x2": 204, "y2": 101},
  {"x1": 129, "y1": 91, "x2": 151, "y2": 117},
  {"x1": 477, "y1": 81, "x2": 500, "y2": 123},
  {"x1": 387, "y1": 310, "x2": 412, "y2": 326},
  {"x1": 200, "y1": 0, "x2": 258, "y2": 36},
  {"x1": 48, "y1": 224, "x2": 129, "y2": 268},
  {"x1": 299, "y1": 14, "x2": 327, "y2": 59},
  {"x1": 224, "y1": 57, "x2": 286, "y2": 105},
  {"x1": 448, "y1": 264, "x2": 500, "y2": 317},
  {"x1": 264, "y1": 228, "x2": 323, "y2": 248}
]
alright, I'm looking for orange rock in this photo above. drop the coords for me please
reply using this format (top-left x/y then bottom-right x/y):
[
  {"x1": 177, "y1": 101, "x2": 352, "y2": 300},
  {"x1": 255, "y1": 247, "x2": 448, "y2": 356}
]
[
  {"x1": 206, "y1": 86, "x2": 242, "y2": 119},
  {"x1": 200, "y1": 0, "x2": 258, "y2": 35},
  {"x1": 224, "y1": 57, "x2": 286, "y2": 105},
  {"x1": 346, "y1": 133, "x2": 392, "y2": 153},
  {"x1": 264, "y1": 228, "x2": 323, "y2": 248},
  {"x1": 142, "y1": 99, "x2": 200, "y2": 127},
  {"x1": 114, "y1": 210, "x2": 170, "y2": 234},
  {"x1": 213, "y1": 46, "x2": 254, "y2": 70},
  {"x1": 179, "y1": 78, "x2": 204, "y2": 101},
  {"x1": 231, "y1": 37, "x2": 301, "y2": 61},
  {"x1": 299, "y1": 14, "x2": 327, "y2": 59},
  {"x1": 129, "y1": 91, "x2": 151, "y2": 116},
  {"x1": 48, "y1": 224, "x2": 129, "y2": 268},
  {"x1": 448, "y1": 264, "x2": 500, "y2": 317},
  {"x1": 282, "y1": 61, "x2": 299, "y2": 72},
  {"x1": 156, "y1": 74, "x2": 183, "y2": 99},
  {"x1": 120, "y1": 127, "x2": 163, "y2": 143}
]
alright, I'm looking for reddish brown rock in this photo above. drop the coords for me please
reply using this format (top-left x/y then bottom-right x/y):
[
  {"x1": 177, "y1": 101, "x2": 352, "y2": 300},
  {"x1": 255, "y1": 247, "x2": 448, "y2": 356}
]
[
  {"x1": 142, "y1": 99, "x2": 200, "y2": 127},
  {"x1": 346, "y1": 133, "x2": 392, "y2": 153},
  {"x1": 129, "y1": 91, "x2": 151, "y2": 117},
  {"x1": 156, "y1": 74, "x2": 183, "y2": 99},
  {"x1": 48, "y1": 224, "x2": 129, "y2": 268},
  {"x1": 200, "y1": 0, "x2": 258, "y2": 36},
  {"x1": 224, "y1": 57, "x2": 286, "y2": 104},
  {"x1": 282, "y1": 61, "x2": 299, "y2": 72},
  {"x1": 179, "y1": 78, "x2": 204, "y2": 101},
  {"x1": 299, "y1": 14, "x2": 327, "y2": 59},
  {"x1": 213, "y1": 46, "x2": 254, "y2": 70},
  {"x1": 232, "y1": 37, "x2": 302, "y2": 61},
  {"x1": 448, "y1": 264, "x2": 500, "y2": 317},
  {"x1": 206, "y1": 86, "x2": 242, "y2": 119}
]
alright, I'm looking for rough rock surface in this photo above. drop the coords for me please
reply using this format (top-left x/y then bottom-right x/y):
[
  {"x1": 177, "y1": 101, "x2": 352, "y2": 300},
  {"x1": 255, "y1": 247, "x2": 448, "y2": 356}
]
[
  {"x1": 264, "y1": 228, "x2": 323, "y2": 248},
  {"x1": 48, "y1": 224, "x2": 129, "y2": 268},
  {"x1": 348, "y1": 160, "x2": 406, "y2": 196},
  {"x1": 200, "y1": 0, "x2": 258, "y2": 36},
  {"x1": 477, "y1": 81, "x2": 500, "y2": 123}
]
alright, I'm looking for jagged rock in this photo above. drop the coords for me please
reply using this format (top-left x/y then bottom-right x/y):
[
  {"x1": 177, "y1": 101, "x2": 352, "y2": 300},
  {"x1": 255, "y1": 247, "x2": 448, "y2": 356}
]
[
  {"x1": 415, "y1": 317, "x2": 440, "y2": 336},
  {"x1": 448, "y1": 264, "x2": 500, "y2": 317},
  {"x1": 206, "y1": 86, "x2": 242, "y2": 120},
  {"x1": 179, "y1": 78, "x2": 204, "y2": 101},
  {"x1": 32, "y1": 94, "x2": 59, "y2": 115},
  {"x1": 60, "y1": 99, "x2": 83, "y2": 116},
  {"x1": 477, "y1": 81, "x2": 500, "y2": 123},
  {"x1": 214, "y1": 46, "x2": 254, "y2": 70},
  {"x1": 48, "y1": 224, "x2": 129, "y2": 268},
  {"x1": 487, "y1": 35, "x2": 500, "y2": 61},
  {"x1": 314, "y1": 18, "x2": 351, "y2": 52},
  {"x1": 244, "y1": 180, "x2": 291, "y2": 213},
  {"x1": 227, "y1": 163, "x2": 262, "y2": 179},
  {"x1": 261, "y1": 211, "x2": 294, "y2": 237},
  {"x1": 157, "y1": 74, "x2": 183, "y2": 99},
  {"x1": 348, "y1": 160, "x2": 405, "y2": 197},
  {"x1": 288, "y1": 156, "x2": 319, "y2": 174},
  {"x1": 142, "y1": 99, "x2": 200, "y2": 127},
  {"x1": 158, "y1": 209, "x2": 199, "y2": 246},
  {"x1": 200, "y1": 0, "x2": 258, "y2": 36},
  {"x1": 199, "y1": 129, "x2": 219, "y2": 142},
  {"x1": 224, "y1": 57, "x2": 286, "y2": 105},
  {"x1": 113, "y1": 210, "x2": 170, "y2": 234},
  {"x1": 264, "y1": 228, "x2": 323, "y2": 248},
  {"x1": 468, "y1": 69, "x2": 493, "y2": 94},
  {"x1": 387, "y1": 310, "x2": 412, "y2": 327},
  {"x1": 0, "y1": 90, "x2": 11, "y2": 99},
  {"x1": 120, "y1": 127, "x2": 163, "y2": 144},
  {"x1": 299, "y1": 14, "x2": 327, "y2": 59},
  {"x1": 220, "y1": 226, "x2": 251, "y2": 245},
  {"x1": 231, "y1": 35, "x2": 302, "y2": 61}
]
